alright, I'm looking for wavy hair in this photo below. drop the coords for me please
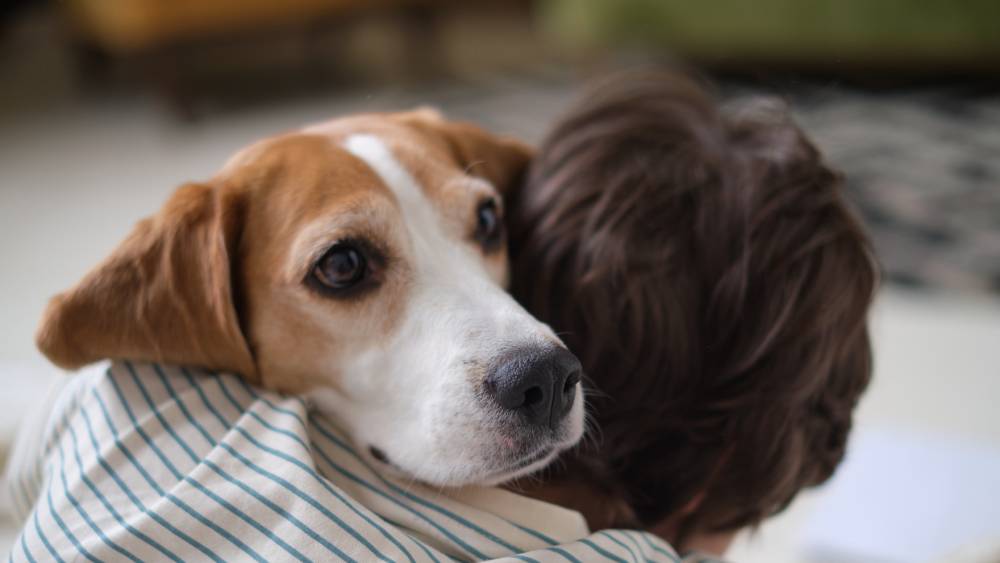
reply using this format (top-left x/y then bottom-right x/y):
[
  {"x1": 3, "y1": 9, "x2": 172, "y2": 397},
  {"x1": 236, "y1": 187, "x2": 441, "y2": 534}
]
[{"x1": 507, "y1": 70, "x2": 879, "y2": 537}]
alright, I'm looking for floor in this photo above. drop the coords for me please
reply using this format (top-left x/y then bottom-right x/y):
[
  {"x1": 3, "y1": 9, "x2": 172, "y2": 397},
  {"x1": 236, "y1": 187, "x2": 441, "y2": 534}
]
[{"x1": 2, "y1": 18, "x2": 999, "y2": 563}]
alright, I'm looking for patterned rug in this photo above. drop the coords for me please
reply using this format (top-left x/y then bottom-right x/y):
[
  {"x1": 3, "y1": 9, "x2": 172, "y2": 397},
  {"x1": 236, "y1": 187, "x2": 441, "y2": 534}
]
[{"x1": 786, "y1": 84, "x2": 1000, "y2": 295}]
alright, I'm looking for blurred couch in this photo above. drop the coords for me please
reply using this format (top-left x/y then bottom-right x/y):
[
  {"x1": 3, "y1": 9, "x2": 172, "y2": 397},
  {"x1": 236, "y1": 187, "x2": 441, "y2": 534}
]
[
  {"x1": 59, "y1": 0, "x2": 462, "y2": 116},
  {"x1": 64, "y1": 0, "x2": 426, "y2": 53},
  {"x1": 541, "y1": 0, "x2": 1000, "y2": 71}
]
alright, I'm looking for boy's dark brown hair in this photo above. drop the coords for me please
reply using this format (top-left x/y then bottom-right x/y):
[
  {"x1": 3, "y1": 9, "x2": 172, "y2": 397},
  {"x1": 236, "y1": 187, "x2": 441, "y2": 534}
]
[{"x1": 507, "y1": 71, "x2": 878, "y2": 540}]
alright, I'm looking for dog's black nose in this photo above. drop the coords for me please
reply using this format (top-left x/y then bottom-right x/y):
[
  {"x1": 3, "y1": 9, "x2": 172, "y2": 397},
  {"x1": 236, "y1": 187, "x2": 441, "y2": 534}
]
[{"x1": 485, "y1": 346, "x2": 582, "y2": 429}]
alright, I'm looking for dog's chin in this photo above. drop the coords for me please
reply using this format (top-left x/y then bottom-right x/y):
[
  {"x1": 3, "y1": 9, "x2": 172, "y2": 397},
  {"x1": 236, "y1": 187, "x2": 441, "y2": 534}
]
[
  {"x1": 476, "y1": 447, "x2": 562, "y2": 487},
  {"x1": 366, "y1": 447, "x2": 544, "y2": 486},
  {"x1": 368, "y1": 437, "x2": 574, "y2": 488}
]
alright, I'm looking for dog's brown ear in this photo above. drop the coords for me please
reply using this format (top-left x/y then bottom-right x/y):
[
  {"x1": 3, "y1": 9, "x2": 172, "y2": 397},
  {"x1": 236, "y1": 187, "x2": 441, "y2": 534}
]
[
  {"x1": 398, "y1": 108, "x2": 535, "y2": 193},
  {"x1": 35, "y1": 182, "x2": 257, "y2": 381}
]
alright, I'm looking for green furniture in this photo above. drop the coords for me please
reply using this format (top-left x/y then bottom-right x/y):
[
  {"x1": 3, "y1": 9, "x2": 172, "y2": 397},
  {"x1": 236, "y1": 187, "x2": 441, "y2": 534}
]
[{"x1": 541, "y1": 0, "x2": 1000, "y2": 71}]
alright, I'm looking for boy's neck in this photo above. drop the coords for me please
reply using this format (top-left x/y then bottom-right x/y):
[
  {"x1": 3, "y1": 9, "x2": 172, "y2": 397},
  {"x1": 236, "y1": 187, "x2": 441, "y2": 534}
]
[
  {"x1": 508, "y1": 479, "x2": 735, "y2": 558},
  {"x1": 508, "y1": 478, "x2": 634, "y2": 533}
]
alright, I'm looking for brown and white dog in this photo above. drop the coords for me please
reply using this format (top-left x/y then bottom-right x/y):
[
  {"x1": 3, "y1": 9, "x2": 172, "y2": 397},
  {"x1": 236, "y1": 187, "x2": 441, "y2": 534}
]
[{"x1": 34, "y1": 109, "x2": 585, "y2": 487}]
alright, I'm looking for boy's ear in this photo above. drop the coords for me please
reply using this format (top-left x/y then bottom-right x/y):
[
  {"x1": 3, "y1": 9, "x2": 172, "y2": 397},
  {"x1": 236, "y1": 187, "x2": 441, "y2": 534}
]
[
  {"x1": 35, "y1": 182, "x2": 257, "y2": 381},
  {"x1": 397, "y1": 107, "x2": 535, "y2": 194}
]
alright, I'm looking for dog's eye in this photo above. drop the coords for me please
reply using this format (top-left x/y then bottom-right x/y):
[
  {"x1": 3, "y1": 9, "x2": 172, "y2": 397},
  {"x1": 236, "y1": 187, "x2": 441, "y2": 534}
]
[
  {"x1": 313, "y1": 244, "x2": 367, "y2": 290},
  {"x1": 474, "y1": 198, "x2": 503, "y2": 251}
]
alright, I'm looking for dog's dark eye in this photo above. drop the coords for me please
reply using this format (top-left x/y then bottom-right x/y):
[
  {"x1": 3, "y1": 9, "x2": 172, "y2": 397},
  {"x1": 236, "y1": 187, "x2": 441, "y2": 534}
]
[
  {"x1": 313, "y1": 244, "x2": 366, "y2": 290},
  {"x1": 474, "y1": 198, "x2": 503, "y2": 251}
]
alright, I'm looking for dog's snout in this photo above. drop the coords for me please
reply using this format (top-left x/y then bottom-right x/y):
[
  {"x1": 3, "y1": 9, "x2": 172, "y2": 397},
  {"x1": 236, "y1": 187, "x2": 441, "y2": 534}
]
[{"x1": 485, "y1": 346, "x2": 582, "y2": 429}]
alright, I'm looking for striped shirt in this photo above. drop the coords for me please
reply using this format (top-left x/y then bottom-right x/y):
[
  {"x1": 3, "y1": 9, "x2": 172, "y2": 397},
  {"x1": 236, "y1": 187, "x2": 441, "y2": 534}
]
[{"x1": 3, "y1": 361, "x2": 715, "y2": 562}]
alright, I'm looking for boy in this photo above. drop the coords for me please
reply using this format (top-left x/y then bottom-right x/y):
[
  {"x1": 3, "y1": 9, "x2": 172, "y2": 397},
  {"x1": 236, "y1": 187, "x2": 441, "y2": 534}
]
[{"x1": 508, "y1": 70, "x2": 878, "y2": 555}]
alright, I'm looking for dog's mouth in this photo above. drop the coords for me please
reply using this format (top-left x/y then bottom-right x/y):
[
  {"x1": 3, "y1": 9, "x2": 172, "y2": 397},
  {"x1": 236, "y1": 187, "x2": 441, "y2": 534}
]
[
  {"x1": 481, "y1": 446, "x2": 560, "y2": 485},
  {"x1": 369, "y1": 446, "x2": 391, "y2": 465},
  {"x1": 367, "y1": 441, "x2": 560, "y2": 485},
  {"x1": 507, "y1": 445, "x2": 556, "y2": 470}
]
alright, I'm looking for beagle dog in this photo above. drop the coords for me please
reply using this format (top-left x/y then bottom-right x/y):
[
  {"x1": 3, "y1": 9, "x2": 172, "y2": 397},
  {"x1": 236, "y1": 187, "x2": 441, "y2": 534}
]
[{"x1": 34, "y1": 109, "x2": 585, "y2": 487}]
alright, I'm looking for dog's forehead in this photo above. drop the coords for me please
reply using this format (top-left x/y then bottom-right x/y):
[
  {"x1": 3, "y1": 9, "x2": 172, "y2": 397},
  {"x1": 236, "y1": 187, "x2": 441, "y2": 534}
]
[
  {"x1": 301, "y1": 110, "x2": 453, "y2": 160},
  {"x1": 222, "y1": 113, "x2": 477, "y2": 207},
  {"x1": 222, "y1": 133, "x2": 394, "y2": 217},
  {"x1": 292, "y1": 115, "x2": 495, "y2": 228}
]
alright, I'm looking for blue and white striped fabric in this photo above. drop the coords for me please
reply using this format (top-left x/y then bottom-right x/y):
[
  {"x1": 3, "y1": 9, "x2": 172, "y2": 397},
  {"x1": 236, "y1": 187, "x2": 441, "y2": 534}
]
[{"x1": 4, "y1": 361, "x2": 698, "y2": 562}]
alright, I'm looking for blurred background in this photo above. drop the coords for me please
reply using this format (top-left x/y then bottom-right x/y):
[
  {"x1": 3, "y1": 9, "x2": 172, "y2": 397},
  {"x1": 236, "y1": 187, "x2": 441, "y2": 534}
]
[{"x1": 1, "y1": 1, "x2": 998, "y2": 561}]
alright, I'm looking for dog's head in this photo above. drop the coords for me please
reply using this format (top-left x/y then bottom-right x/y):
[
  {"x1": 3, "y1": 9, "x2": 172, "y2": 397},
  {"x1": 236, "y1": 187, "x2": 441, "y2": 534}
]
[{"x1": 35, "y1": 109, "x2": 585, "y2": 486}]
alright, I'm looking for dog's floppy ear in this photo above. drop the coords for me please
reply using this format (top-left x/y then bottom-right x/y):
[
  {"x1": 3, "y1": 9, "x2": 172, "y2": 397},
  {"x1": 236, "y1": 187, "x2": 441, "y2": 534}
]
[
  {"x1": 398, "y1": 107, "x2": 535, "y2": 193},
  {"x1": 35, "y1": 182, "x2": 257, "y2": 381}
]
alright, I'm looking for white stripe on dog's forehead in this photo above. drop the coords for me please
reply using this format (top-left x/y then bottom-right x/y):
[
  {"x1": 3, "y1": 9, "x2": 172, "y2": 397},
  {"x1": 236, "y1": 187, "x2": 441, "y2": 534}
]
[
  {"x1": 344, "y1": 134, "x2": 423, "y2": 208},
  {"x1": 344, "y1": 133, "x2": 454, "y2": 269}
]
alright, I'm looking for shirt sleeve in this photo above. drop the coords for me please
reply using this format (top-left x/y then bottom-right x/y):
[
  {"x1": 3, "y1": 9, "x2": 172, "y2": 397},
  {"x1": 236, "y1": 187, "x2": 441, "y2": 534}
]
[{"x1": 507, "y1": 528, "x2": 687, "y2": 562}]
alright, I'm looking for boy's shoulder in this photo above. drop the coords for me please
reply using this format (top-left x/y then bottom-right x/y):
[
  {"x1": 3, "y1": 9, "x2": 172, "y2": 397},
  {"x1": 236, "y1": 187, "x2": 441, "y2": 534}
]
[{"x1": 5, "y1": 360, "x2": 695, "y2": 562}]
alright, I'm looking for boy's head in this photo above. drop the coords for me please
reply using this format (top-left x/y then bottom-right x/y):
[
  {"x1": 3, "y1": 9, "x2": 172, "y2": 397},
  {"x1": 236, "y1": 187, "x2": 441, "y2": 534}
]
[{"x1": 507, "y1": 71, "x2": 878, "y2": 539}]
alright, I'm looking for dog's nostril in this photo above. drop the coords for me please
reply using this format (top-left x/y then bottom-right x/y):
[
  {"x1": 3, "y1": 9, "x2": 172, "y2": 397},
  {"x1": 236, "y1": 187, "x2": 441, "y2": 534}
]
[{"x1": 523, "y1": 386, "x2": 544, "y2": 408}]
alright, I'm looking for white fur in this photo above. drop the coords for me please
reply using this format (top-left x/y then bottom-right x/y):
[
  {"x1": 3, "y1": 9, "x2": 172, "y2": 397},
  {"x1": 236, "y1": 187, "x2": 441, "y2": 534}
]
[{"x1": 307, "y1": 134, "x2": 584, "y2": 486}]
